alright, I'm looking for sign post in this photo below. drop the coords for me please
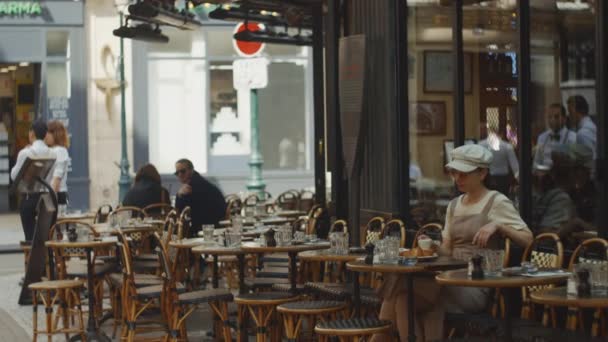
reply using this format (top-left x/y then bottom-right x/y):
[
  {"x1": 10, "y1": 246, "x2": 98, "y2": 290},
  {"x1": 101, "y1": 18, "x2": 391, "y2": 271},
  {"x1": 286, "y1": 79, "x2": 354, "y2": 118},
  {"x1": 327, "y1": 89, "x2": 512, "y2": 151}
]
[{"x1": 233, "y1": 22, "x2": 268, "y2": 198}]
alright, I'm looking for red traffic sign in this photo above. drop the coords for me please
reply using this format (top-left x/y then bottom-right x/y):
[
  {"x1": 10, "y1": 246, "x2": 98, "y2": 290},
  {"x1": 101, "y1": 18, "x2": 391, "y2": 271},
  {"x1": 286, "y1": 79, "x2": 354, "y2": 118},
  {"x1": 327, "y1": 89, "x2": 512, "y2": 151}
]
[{"x1": 233, "y1": 22, "x2": 265, "y2": 57}]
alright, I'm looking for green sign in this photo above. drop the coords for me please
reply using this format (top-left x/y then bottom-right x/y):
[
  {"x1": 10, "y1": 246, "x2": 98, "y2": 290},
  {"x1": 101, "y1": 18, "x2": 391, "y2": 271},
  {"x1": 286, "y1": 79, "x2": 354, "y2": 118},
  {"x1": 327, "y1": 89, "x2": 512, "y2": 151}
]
[{"x1": 0, "y1": 2, "x2": 43, "y2": 16}]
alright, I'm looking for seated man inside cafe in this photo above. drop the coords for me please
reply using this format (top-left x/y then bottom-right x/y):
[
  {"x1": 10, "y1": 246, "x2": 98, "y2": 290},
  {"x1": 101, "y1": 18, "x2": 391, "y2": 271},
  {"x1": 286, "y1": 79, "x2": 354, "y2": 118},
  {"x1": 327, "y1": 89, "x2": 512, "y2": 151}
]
[
  {"x1": 372, "y1": 145, "x2": 533, "y2": 341},
  {"x1": 174, "y1": 158, "x2": 226, "y2": 236},
  {"x1": 548, "y1": 144, "x2": 598, "y2": 245},
  {"x1": 530, "y1": 163, "x2": 575, "y2": 236}
]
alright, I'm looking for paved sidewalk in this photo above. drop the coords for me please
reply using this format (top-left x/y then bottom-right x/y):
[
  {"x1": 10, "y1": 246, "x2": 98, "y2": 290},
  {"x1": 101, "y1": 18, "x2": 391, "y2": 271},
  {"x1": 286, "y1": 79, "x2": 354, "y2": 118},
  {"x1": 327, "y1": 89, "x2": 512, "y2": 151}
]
[{"x1": 0, "y1": 213, "x2": 23, "y2": 252}]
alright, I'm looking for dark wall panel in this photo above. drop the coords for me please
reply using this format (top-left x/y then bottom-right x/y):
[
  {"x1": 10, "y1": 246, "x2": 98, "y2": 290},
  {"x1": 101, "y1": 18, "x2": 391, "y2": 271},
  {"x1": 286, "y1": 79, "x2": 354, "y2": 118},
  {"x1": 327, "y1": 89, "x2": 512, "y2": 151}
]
[{"x1": 345, "y1": 0, "x2": 399, "y2": 215}]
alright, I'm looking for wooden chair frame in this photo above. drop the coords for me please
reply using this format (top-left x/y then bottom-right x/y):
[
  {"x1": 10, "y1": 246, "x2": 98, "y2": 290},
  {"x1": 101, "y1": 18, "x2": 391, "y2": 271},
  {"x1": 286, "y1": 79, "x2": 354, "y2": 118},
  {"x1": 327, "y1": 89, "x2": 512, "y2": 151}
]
[
  {"x1": 94, "y1": 204, "x2": 113, "y2": 224},
  {"x1": 412, "y1": 223, "x2": 443, "y2": 248},
  {"x1": 521, "y1": 233, "x2": 564, "y2": 322},
  {"x1": 142, "y1": 203, "x2": 174, "y2": 220},
  {"x1": 382, "y1": 219, "x2": 407, "y2": 248}
]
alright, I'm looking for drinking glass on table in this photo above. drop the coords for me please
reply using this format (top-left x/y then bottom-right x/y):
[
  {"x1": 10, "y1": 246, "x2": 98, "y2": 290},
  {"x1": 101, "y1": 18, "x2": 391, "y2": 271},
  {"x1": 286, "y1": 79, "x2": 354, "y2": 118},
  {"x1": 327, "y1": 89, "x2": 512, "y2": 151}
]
[
  {"x1": 225, "y1": 229, "x2": 242, "y2": 247},
  {"x1": 482, "y1": 249, "x2": 504, "y2": 276},
  {"x1": 202, "y1": 225, "x2": 215, "y2": 242},
  {"x1": 232, "y1": 216, "x2": 243, "y2": 232},
  {"x1": 590, "y1": 263, "x2": 608, "y2": 295}
]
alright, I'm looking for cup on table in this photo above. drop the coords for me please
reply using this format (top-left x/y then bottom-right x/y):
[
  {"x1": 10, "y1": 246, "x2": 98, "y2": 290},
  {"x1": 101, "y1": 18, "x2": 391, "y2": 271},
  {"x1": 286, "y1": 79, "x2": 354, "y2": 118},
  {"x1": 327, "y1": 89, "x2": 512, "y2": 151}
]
[
  {"x1": 276, "y1": 226, "x2": 292, "y2": 246},
  {"x1": 202, "y1": 225, "x2": 215, "y2": 242},
  {"x1": 232, "y1": 216, "x2": 243, "y2": 232},
  {"x1": 590, "y1": 263, "x2": 608, "y2": 295},
  {"x1": 225, "y1": 229, "x2": 242, "y2": 247},
  {"x1": 418, "y1": 237, "x2": 433, "y2": 251}
]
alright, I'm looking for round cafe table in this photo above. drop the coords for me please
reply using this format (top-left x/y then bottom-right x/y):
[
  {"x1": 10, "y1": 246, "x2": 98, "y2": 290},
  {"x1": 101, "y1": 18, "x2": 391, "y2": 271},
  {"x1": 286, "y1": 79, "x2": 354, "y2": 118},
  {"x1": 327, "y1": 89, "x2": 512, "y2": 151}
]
[
  {"x1": 530, "y1": 287, "x2": 608, "y2": 336},
  {"x1": 299, "y1": 249, "x2": 364, "y2": 282},
  {"x1": 436, "y1": 269, "x2": 570, "y2": 342},
  {"x1": 46, "y1": 238, "x2": 117, "y2": 342},
  {"x1": 58, "y1": 212, "x2": 96, "y2": 222},
  {"x1": 169, "y1": 238, "x2": 208, "y2": 287},
  {"x1": 274, "y1": 210, "x2": 307, "y2": 218},
  {"x1": 191, "y1": 244, "x2": 248, "y2": 293},
  {"x1": 347, "y1": 258, "x2": 468, "y2": 342},
  {"x1": 240, "y1": 241, "x2": 330, "y2": 293}
]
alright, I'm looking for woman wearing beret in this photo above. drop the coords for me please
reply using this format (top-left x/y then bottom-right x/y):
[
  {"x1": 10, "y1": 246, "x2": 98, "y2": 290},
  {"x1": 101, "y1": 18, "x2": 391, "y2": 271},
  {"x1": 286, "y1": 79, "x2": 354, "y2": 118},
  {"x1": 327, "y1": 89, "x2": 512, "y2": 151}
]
[{"x1": 372, "y1": 144, "x2": 533, "y2": 341}]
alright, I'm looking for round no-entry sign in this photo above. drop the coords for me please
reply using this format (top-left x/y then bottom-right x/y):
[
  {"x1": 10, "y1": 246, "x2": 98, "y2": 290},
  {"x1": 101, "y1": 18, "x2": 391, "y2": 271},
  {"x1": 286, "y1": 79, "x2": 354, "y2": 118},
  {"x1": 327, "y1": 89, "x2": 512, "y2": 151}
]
[{"x1": 233, "y1": 22, "x2": 266, "y2": 57}]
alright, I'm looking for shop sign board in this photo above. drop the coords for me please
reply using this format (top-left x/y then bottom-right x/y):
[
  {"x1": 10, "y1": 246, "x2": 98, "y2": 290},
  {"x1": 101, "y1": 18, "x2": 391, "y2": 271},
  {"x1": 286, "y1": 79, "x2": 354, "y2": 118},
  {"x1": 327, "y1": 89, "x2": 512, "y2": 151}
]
[
  {"x1": 0, "y1": 2, "x2": 43, "y2": 16},
  {"x1": 0, "y1": 1, "x2": 83, "y2": 25},
  {"x1": 233, "y1": 57, "x2": 268, "y2": 90},
  {"x1": 233, "y1": 22, "x2": 265, "y2": 57}
]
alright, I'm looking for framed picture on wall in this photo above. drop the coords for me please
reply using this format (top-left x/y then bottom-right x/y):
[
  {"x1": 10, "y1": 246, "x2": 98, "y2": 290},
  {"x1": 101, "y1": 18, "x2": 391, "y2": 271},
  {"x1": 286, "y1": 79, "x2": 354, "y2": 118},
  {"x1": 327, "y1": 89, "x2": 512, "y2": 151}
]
[
  {"x1": 424, "y1": 51, "x2": 473, "y2": 93},
  {"x1": 409, "y1": 101, "x2": 446, "y2": 135}
]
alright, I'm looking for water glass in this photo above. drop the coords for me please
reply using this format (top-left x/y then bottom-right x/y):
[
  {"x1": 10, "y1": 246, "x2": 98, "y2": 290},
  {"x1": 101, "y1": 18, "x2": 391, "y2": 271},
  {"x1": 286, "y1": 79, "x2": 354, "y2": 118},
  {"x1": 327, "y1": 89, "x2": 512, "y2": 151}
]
[
  {"x1": 385, "y1": 237, "x2": 400, "y2": 262},
  {"x1": 294, "y1": 231, "x2": 306, "y2": 241},
  {"x1": 482, "y1": 250, "x2": 505, "y2": 276},
  {"x1": 232, "y1": 216, "x2": 243, "y2": 232},
  {"x1": 255, "y1": 203, "x2": 266, "y2": 216},
  {"x1": 336, "y1": 232, "x2": 349, "y2": 255},
  {"x1": 276, "y1": 226, "x2": 292, "y2": 246},
  {"x1": 590, "y1": 263, "x2": 608, "y2": 295},
  {"x1": 225, "y1": 229, "x2": 242, "y2": 247},
  {"x1": 374, "y1": 239, "x2": 387, "y2": 264},
  {"x1": 305, "y1": 233, "x2": 318, "y2": 242},
  {"x1": 202, "y1": 225, "x2": 215, "y2": 242}
]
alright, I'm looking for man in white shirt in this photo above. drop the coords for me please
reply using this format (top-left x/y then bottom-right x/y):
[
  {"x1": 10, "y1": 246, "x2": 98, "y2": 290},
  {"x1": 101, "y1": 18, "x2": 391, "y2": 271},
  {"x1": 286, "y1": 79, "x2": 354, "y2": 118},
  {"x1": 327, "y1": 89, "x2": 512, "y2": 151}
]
[
  {"x1": 568, "y1": 95, "x2": 597, "y2": 162},
  {"x1": 533, "y1": 103, "x2": 576, "y2": 168},
  {"x1": 478, "y1": 124, "x2": 519, "y2": 196},
  {"x1": 10, "y1": 120, "x2": 55, "y2": 241}
]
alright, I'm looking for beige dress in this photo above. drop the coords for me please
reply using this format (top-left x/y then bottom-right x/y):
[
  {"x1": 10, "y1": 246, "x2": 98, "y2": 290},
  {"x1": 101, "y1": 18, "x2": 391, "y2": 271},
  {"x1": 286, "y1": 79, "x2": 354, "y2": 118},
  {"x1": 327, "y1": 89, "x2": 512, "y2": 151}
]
[{"x1": 379, "y1": 191, "x2": 526, "y2": 314}]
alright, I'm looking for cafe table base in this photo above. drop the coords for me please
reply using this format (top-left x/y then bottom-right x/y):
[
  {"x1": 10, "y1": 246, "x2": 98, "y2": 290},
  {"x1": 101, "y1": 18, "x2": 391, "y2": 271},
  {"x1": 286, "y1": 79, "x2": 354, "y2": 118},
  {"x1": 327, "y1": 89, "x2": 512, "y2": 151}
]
[{"x1": 70, "y1": 248, "x2": 111, "y2": 342}]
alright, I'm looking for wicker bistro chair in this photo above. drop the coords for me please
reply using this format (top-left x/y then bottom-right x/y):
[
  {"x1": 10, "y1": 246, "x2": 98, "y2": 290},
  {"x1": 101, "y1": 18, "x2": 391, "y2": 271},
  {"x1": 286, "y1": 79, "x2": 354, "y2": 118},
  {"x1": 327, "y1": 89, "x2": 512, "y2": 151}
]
[
  {"x1": 563, "y1": 238, "x2": 608, "y2": 335},
  {"x1": 177, "y1": 206, "x2": 192, "y2": 239},
  {"x1": 47, "y1": 220, "x2": 115, "y2": 317},
  {"x1": 363, "y1": 217, "x2": 385, "y2": 246},
  {"x1": 29, "y1": 279, "x2": 86, "y2": 342},
  {"x1": 142, "y1": 203, "x2": 174, "y2": 220},
  {"x1": 381, "y1": 219, "x2": 407, "y2": 248},
  {"x1": 521, "y1": 233, "x2": 564, "y2": 322},
  {"x1": 277, "y1": 300, "x2": 348, "y2": 341},
  {"x1": 225, "y1": 197, "x2": 243, "y2": 220},
  {"x1": 20, "y1": 240, "x2": 32, "y2": 274},
  {"x1": 115, "y1": 230, "x2": 171, "y2": 341},
  {"x1": 314, "y1": 318, "x2": 393, "y2": 342},
  {"x1": 108, "y1": 206, "x2": 145, "y2": 222},
  {"x1": 412, "y1": 222, "x2": 443, "y2": 248},
  {"x1": 94, "y1": 204, "x2": 113, "y2": 224},
  {"x1": 298, "y1": 190, "x2": 315, "y2": 213},
  {"x1": 234, "y1": 291, "x2": 300, "y2": 342},
  {"x1": 274, "y1": 190, "x2": 300, "y2": 211},
  {"x1": 151, "y1": 234, "x2": 234, "y2": 342}
]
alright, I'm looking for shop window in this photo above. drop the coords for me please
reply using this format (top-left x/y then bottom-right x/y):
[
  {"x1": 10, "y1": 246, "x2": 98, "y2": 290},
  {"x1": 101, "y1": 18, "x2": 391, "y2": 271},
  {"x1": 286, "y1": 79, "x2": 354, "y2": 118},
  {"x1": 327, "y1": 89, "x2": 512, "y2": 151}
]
[
  {"x1": 148, "y1": 59, "x2": 207, "y2": 174},
  {"x1": 148, "y1": 28, "x2": 205, "y2": 58},
  {"x1": 47, "y1": 62, "x2": 70, "y2": 98},
  {"x1": 209, "y1": 62, "x2": 247, "y2": 156},
  {"x1": 258, "y1": 61, "x2": 308, "y2": 170},
  {"x1": 46, "y1": 31, "x2": 70, "y2": 58}
]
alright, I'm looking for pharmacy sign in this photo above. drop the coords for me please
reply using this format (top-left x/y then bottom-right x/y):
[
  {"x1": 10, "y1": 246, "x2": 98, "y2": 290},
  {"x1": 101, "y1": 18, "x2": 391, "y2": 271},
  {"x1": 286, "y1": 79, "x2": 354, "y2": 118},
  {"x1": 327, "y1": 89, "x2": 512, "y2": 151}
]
[{"x1": 0, "y1": 1, "x2": 43, "y2": 16}]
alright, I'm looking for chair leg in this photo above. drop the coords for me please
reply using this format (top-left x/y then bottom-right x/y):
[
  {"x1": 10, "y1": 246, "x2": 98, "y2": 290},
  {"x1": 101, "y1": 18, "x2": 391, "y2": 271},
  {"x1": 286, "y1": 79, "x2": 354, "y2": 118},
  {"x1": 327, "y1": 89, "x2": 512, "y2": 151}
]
[
  {"x1": 61, "y1": 289, "x2": 70, "y2": 340},
  {"x1": 72, "y1": 289, "x2": 86, "y2": 342},
  {"x1": 592, "y1": 309, "x2": 602, "y2": 337},
  {"x1": 32, "y1": 290, "x2": 38, "y2": 342},
  {"x1": 44, "y1": 291, "x2": 53, "y2": 342}
]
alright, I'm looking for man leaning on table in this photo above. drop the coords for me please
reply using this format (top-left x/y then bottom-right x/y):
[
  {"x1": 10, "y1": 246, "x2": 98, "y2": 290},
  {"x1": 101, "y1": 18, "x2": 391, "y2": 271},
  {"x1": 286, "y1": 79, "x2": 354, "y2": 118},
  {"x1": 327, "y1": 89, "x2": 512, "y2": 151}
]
[
  {"x1": 10, "y1": 120, "x2": 56, "y2": 242},
  {"x1": 174, "y1": 158, "x2": 226, "y2": 236}
]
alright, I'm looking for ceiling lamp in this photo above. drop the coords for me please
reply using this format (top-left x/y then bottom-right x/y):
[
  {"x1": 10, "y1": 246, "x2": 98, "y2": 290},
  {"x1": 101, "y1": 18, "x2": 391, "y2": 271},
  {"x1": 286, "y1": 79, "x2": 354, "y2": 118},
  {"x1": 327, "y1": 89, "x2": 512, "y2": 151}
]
[
  {"x1": 556, "y1": 0, "x2": 590, "y2": 11},
  {"x1": 7, "y1": 66, "x2": 17, "y2": 71},
  {"x1": 19, "y1": 62, "x2": 29, "y2": 67},
  {"x1": 209, "y1": 6, "x2": 312, "y2": 28},
  {"x1": 128, "y1": 1, "x2": 203, "y2": 30},
  {"x1": 113, "y1": 23, "x2": 169, "y2": 43},
  {"x1": 234, "y1": 28, "x2": 312, "y2": 46},
  {"x1": 0, "y1": 68, "x2": 8, "y2": 73}
]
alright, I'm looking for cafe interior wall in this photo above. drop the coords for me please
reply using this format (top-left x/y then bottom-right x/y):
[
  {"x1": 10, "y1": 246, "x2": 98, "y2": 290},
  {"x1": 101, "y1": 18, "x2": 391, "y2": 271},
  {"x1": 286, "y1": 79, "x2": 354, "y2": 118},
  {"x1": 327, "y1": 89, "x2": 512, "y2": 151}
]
[{"x1": 86, "y1": 0, "x2": 136, "y2": 210}]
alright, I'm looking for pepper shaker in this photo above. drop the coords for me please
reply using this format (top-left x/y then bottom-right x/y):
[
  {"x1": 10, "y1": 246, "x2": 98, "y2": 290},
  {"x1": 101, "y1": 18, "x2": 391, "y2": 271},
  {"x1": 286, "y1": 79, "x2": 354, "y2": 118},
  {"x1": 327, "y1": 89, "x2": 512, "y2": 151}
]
[{"x1": 471, "y1": 254, "x2": 485, "y2": 279}]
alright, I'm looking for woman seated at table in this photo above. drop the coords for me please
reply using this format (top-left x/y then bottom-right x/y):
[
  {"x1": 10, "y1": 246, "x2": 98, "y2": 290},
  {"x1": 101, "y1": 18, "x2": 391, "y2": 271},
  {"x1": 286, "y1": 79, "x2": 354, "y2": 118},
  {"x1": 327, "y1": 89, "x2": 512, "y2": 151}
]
[
  {"x1": 122, "y1": 164, "x2": 170, "y2": 209},
  {"x1": 372, "y1": 145, "x2": 533, "y2": 342}
]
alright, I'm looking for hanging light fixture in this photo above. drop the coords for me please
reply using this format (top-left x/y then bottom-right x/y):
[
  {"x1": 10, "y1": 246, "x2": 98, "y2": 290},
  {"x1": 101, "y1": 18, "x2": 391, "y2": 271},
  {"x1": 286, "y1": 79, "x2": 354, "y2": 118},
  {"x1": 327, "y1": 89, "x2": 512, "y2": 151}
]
[
  {"x1": 113, "y1": 23, "x2": 169, "y2": 43},
  {"x1": 127, "y1": 1, "x2": 203, "y2": 30}
]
